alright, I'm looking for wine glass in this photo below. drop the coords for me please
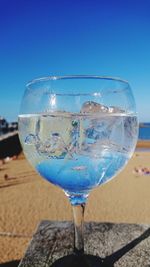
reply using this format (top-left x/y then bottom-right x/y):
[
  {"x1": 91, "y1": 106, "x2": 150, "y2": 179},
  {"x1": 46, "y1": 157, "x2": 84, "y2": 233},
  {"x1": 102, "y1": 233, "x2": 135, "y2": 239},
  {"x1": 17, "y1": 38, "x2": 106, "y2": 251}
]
[{"x1": 18, "y1": 75, "x2": 138, "y2": 266}]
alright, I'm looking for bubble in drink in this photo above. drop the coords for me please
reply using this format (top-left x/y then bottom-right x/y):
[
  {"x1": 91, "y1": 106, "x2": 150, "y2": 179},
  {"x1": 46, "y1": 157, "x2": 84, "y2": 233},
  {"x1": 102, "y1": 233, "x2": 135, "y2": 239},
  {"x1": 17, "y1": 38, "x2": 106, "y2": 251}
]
[{"x1": 25, "y1": 134, "x2": 39, "y2": 145}]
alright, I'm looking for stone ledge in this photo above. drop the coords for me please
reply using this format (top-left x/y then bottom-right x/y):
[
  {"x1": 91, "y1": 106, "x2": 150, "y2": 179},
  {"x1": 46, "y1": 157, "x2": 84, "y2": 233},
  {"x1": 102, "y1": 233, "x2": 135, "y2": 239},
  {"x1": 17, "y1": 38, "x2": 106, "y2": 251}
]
[{"x1": 19, "y1": 221, "x2": 150, "y2": 267}]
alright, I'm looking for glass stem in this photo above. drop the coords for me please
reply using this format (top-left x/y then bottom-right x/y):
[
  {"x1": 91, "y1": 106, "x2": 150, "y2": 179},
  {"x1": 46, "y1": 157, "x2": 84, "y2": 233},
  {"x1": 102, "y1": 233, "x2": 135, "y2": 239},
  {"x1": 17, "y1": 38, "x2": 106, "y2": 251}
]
[{"x1": 72, "y1": 203, "x2": 85, "y2": 255}]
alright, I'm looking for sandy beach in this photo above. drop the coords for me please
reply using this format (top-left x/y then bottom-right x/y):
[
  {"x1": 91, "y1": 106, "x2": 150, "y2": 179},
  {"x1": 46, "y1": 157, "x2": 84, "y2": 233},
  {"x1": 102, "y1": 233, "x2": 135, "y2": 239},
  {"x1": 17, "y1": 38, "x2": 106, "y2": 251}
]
[{"x1": 0, "y1": 142, "x2": 150, "y2": 263}]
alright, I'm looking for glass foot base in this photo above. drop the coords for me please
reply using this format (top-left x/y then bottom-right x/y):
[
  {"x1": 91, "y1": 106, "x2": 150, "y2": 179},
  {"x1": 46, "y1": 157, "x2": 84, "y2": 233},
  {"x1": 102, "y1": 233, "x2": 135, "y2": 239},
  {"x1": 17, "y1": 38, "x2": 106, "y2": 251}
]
[{"x1": 51, "y1": 254, "x2": 109, "y2": 267}]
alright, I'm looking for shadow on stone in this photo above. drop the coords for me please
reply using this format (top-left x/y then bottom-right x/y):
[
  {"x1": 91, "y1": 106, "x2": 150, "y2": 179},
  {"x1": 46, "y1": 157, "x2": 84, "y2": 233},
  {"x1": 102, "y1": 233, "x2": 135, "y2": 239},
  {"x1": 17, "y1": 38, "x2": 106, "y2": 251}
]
[
  {"x1": 51, "y1": 254, "x2": 105, "y2": 267},
  {"x1": 51, "y1": 227, "x2": 150, "y2": 267},
  {"x1": 104, "y1": 227, "x2": 150, "y2": 266},
  {"x1": 0, "y1": 260, "x2": 20, "y2": 267}
]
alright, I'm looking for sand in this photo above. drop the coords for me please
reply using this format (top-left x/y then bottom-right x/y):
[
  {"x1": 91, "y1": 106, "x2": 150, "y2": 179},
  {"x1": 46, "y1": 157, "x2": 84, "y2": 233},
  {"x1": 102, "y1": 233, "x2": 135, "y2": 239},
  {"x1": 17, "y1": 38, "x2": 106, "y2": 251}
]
[{"x1": 0, "y1": 147, "x2": 150, "y2": 263}]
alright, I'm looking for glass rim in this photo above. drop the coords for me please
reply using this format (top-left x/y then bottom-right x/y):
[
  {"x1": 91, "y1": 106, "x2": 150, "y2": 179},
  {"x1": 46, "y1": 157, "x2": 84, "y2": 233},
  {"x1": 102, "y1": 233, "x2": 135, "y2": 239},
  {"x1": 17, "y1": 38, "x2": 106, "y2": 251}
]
[{"x1": 26, "y1": 75, "x2": 129, "y2": 87}]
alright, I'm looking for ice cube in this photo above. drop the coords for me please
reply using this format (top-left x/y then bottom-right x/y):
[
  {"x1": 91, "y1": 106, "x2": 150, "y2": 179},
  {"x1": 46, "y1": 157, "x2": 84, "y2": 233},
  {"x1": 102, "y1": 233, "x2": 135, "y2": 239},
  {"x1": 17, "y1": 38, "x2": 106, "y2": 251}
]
[
  {"x1": 81, "y1": 102, "x2": 110, "y2": 142},
  {"x1": 123, "y1": 116, "x2": 138, "y2": 150},
  {"x1": 36, "y1": 133, "x2": 68, "y2": 159},
  {"x1": 81, "y1": 101, "x2": 124, "y2": 115},
  {"x1": 108, "y1": 106, "x2": 125, "y2": 114},
  {"x1": 80, "y1": 101, "x2": 125, "y2": 154},
  {"x1": 81, "y1": 101, "x2": 109, "y2": 113}
]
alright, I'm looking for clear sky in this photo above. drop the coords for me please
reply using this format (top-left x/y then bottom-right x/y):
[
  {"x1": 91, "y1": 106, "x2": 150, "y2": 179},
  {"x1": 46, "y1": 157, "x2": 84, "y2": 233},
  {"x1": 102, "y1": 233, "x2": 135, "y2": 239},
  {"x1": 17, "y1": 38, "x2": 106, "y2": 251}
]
[{"x1": 0, "y1": 0, "x2": 150, "y2": 122}]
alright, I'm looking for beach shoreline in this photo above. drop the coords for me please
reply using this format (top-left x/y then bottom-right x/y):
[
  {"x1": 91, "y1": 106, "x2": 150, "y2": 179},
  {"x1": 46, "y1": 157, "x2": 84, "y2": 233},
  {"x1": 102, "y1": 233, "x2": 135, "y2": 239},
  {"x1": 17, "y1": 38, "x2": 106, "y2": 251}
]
[{"x1": 137, "y1": 139, "x2": 150, "y2": 148}]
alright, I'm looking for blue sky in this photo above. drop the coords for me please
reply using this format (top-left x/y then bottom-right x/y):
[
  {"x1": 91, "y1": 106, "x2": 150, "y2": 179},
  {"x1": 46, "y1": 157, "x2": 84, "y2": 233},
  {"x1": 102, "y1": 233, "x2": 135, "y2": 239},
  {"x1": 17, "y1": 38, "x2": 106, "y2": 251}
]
[{"x1": 0, "y1": 0, "x2": 150, "y2": 122}]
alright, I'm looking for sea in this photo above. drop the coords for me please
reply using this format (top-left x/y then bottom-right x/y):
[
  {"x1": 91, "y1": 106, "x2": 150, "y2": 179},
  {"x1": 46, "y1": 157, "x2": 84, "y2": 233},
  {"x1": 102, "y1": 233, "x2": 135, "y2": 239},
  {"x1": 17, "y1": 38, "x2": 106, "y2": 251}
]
[{"x1": 139, "y1": 123, "x2": 150, "y2": 140}]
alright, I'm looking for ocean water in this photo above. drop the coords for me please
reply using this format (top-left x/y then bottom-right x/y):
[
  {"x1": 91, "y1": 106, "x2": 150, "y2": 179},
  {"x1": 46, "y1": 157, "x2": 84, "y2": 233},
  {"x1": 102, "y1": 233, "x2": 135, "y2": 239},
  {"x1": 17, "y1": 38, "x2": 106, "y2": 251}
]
[{"x1": 139, "y1": 123, "x2": 150, "y2": 140}]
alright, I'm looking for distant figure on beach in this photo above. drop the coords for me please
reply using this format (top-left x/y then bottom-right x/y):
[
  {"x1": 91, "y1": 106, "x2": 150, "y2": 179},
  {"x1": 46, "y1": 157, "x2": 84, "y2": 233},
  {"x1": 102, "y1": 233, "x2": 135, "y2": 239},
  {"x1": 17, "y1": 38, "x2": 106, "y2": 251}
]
[
  {"x1": 4, "y1": 174, "x2": 9, "y2": 180},
  {"x1": 133, "y1": 167, "x2": 150, "y2": 176}
]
